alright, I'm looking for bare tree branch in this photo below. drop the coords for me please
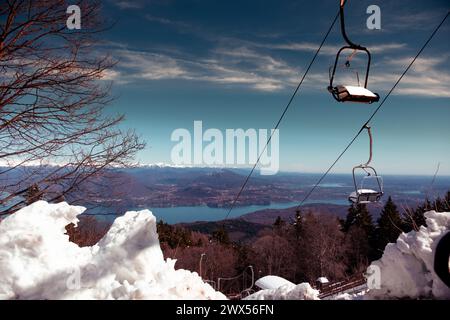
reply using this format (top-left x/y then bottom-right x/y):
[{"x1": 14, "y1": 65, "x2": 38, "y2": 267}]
[{"x1": 0, "y1": 0, "x2": 145, "y2": 214}]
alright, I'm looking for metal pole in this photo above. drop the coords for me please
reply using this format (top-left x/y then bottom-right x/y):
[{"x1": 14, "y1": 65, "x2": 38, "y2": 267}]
[{"x1": 199, "y1": 253, "x2": 206, "y2": 278}]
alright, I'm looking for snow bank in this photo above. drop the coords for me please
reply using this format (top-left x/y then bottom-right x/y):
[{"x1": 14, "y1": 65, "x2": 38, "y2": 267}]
[
  {"x1": 246, "y1": 211, "x2": 449, "y2": 301},
  {"x1": 244, "y1": 282, "x2": 319, "y2": 300},
  {"x1": 333, "y1": 291, "x2": 366, "y2": 300},
  {"x1": 0, "y1": 201, "x2": 226, "y2": 300},
  {"x1": 366, "y1": 211, "x2": 450, "y2": 299}
]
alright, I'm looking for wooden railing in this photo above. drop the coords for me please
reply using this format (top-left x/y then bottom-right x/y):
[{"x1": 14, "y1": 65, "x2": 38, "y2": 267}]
[{"x1": 318, "y1": 274, "x2": 367, "y2": 299}]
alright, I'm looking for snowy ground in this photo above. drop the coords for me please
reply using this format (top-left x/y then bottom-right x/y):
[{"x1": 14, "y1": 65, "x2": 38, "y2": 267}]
[
  {"x1": 244, "y1": 283, "x2": 319, "y2": 300},
  {"x1": 245, "y1": 210, "x2": 450, "y2": 300},
  {"x1": 0, "y1": 201, "x2": 448, "y2": 300},
  {"x1": 366, "y1": 210, "x2": 450, "y2": 299},
  {"x1": 0, "y1": 201, "x2": 225, "y2": 299}
]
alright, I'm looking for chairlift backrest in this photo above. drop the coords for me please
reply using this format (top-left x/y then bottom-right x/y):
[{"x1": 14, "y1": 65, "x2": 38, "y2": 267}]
[
  {"x1": 329, "y1": 46, "x2": 372, "y2": 91},
  {"x1": 360, "y1": 174, "x2": 383, "y2": 191}
]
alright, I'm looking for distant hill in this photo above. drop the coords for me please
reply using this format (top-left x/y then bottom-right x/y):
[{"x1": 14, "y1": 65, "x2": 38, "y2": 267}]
[
  {"x1": 239, "y1": 203, "x2": 351, "y2": 225},
  {"x1": 180, "y1": 219, "x2": 269, "y2": 243},
  {"x1": 180, "y1": 203, "x2": 384, "y2": 243},
  {"x1": 2, "y1": 164, "x2": 447, "y2": 217}
]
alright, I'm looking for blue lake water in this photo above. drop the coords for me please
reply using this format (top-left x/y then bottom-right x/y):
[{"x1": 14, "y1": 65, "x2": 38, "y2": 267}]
[{"x1": 92, "y1": 199, "x2": 349, "y2": 224}]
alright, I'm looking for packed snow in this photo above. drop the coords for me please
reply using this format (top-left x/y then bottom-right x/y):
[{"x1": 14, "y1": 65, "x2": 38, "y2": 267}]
[
  {"x1": 366, "y1": 210, "x2": 450, "y2": 299},
  {"x1": 341, "y1": 85, "x2": 378, "y2": 98},
  {"x1": 246, "y1": 210, "x2": 449, "y2": 300},
  {"x1": 0, "y1": 201, "x2": 448, "y2": 300},
  {"x1": 245, "y1": 282, "x2": 319, "y2": 300},
  {"x1": 316, "y1": 277, "x2": 329, "y2": 285},
  {"x1": 0, "y1": 201, "x2": 226, "y2": 300},
  {"x1": 255, "y1": 275, "x2": 295, "y2": 290}
]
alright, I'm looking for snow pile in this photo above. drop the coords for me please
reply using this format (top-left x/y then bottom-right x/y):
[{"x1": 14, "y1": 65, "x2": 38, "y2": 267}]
[
  {"x1": 333, "y1": 291, "x2": 366, "y2": 300},
  {"x1": 255, "y1": 275, "x2": 295, "y2": 290},
  {"x1": 0, "y1": 201, "x2": 226, "y2": 300},
  {"x1": 366, "y1": 211, "x2": 450, "y2": 299},
  {"x1": 245, "y1": 282, "x2": 319, "y2": 300},
  {"x1": 246, "y1": 211, "x2": 449, "y2": 301}
]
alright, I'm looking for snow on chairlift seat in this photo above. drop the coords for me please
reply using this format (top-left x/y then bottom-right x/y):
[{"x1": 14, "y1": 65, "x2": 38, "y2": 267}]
[
  {"x1": 349, "y1": 188, "x2": 382, "y2": 204},
  {"x1": 336, "y1": 85, "x2": 379, "y2": 103}
]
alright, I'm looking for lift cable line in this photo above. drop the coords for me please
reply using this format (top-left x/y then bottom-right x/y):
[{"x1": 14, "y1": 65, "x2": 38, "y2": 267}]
[
  {"x1": 221, "y1": 10, "x2": 341, "y2": 222},
  {"x1": 296, "y1": 10, "x2": 450, "y2": 211},
  {"x1": 223, "y1": 9, "x2": 449, "y2": 223}
]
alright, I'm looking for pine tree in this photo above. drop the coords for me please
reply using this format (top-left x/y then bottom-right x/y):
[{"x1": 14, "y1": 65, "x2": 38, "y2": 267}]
[
  {"x1": 212, "y1": 227, "x2": 230, "y2": 245},
  {"x1": 374, "y1": 196, "x2": 402, "y2": 258},
  {"x1": 402, "y1": 198, "x2": 430, "y2": 232},
  {"x1": 355, "y1": 204, "x2": 375, "y2": 236},
  {"x1": 445, "y1": 191, "x2": 450, "y2": 211},
  {"x1": 413, "y1": 199, "x2": 429, "y2": 228},
  {"x1": 342, "y1": 203, "x2": 374, "y2": 235},
  {"x1": 273, "y1": 216, "x2": 286, "y2": 235},
  {"x1": 342, "y1": 203, "x2": 377, "y2": 266},
  {"x1": 274, "y1": 216, "x2": 285, "y2": 228},
  {"x1": 157, "y1": 221, "x2": 193, "y2": 249},
  {"x1": 341, "y1": 204, "x2": 358, "y2": 232},
  {"x1": 294, "y1": 210, "x2": 304, "y2": 240}
]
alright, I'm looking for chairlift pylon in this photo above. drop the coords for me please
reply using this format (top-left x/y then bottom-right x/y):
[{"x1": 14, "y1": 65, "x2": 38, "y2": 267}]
[
  {"x1": 328, "y1": 0, "x2": 380, "y2": 104},
  {"x1": 349, "y1": 125, "x2": 384, "y2": 204}
]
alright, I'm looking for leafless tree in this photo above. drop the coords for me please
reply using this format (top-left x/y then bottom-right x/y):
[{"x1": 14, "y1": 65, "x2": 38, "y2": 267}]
[
  {"x1": 66, "y1": 215, "x2": 110, "y2": 247},
  {"x1": 296, "y1": 212, "x2": 347, "y2": 282},
  {"x1": 251, "y1": 230, "x2": 296, "y2": 280},
  {"x1": 0, "y1": 0, "x2": 145, "y2": 214},
  {"x1": 166, "y1": 241, "x2": 238, "y2": 284}
]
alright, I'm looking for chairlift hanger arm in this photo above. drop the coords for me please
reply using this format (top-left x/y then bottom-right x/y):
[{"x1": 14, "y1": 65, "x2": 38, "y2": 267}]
[
  {"x1": 340, "y1": 0, "x2": 365, "y2": 50},
  {"x1": 362, "y1": 125, "x2": 373, "y2": 167},
  {"x1": 328, "y1": 0, "x2": 378, "y2": 100}
]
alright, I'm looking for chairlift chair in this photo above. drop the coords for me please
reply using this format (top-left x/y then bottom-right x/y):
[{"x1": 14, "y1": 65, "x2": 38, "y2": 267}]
[
  {"x1": 328, "y1": 0, "x2": 380, "y2": 104},
  {"x1": 349, "y1": 165, "x2": 383, "y2": 204},
  {"x1": 348, "y1": 125, "x2": 383, "y2": 204}
]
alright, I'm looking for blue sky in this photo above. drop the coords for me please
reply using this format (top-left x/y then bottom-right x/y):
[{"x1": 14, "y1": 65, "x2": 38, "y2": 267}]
[{"x1": 99, "y1": 0, "x2": 450, "y2": 175}]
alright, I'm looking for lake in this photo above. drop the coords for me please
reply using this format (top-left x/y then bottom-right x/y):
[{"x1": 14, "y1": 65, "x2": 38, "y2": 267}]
[{"x1": 91, "y1": 199, "x2": 349, "y2": 224}]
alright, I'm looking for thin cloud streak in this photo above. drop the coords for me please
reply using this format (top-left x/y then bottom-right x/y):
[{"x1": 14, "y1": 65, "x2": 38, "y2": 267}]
[
  {"x1": 113, "y1": 1, "x2": 144, "y2": 9},
  {"x1": 103, "y1": 37, "x2": 450, "y2": 97}
]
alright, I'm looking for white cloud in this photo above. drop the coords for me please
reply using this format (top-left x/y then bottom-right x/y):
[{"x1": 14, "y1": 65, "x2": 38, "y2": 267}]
[
  {"x1": 371, "y1": 43, "x2": 408, "y2": 54},
  {"x1": 109, "y1": 46, "x2": 294, "y2": 92},
  {"x1": 256, "y1": 42, "x2": 406, "y2": 56},
  {"x1": 116, "y1": 50, "x2": 187, "y2": 80},
  {"x1": 145, "y1": 15, "x2": 172, "y2": 25},
  {"x1": 107, "y1": 38, "x2": 449, "y2": 97},
  {"x1": 385, "y1": 10, "x2": 446, "y2": 31},
  {"x1": 369, "y1": 55, "x2": 450, "y2": 98},
  {"x1": 113, "y1": 1, "x2": 143, "y2": 9},
  {"x1": 100, "y1": 69, "x2": 122, "y2": 81}
]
